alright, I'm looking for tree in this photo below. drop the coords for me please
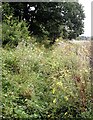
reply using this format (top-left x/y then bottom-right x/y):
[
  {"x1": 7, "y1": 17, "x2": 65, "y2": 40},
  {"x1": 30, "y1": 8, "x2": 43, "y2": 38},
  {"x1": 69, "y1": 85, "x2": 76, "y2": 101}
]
[
  {"x1": 61, "y1": 2, "x2": 85, "y2": 40},
  {"x1": 2, "y1": 3, "x2": 30, "y2": 48},
  {"x1": 2, "y1": 2, "x2": 85, "y2": 43}
]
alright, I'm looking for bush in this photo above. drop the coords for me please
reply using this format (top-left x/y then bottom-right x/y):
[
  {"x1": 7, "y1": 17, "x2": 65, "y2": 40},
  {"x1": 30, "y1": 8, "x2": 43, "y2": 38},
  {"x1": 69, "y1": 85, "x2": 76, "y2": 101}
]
[{"x1": 2, "y1": 17, "x2": 30, "y2": 48}]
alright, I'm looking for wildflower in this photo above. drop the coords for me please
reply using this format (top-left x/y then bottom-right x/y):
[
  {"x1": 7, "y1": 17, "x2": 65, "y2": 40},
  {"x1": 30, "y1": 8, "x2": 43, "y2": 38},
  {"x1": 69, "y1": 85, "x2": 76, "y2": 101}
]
[
  {"x1": 64, "y1": 112, "x2": 68, "y2": 115},
  {"x1": 52, "y1": 88, "x2": 55, "y2": 94},
  {"x1": 64, "y1": 96, "x2": 68, "y2": 101},
  {"x1": 56, "y1": 81, "x2": 63, "y2": 87},
  {"x1": 84, "y1": 69, "x2": 88, "y2": 73},
  {"x1": 56, "y1": 39, "x2": 59, "y2": 42},
  {"x1": 48, "y1": 115, "x2": 51, "y2": 118},
  {"x1": 53, "y1": 98, "x2": 56, "y2": 103}
]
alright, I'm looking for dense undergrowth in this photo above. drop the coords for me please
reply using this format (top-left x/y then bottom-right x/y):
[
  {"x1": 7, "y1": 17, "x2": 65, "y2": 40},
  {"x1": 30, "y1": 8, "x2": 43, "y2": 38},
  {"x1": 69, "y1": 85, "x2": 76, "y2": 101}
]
[{"x1": 2, "y1": 40, "x2": 92, "y2": 119}]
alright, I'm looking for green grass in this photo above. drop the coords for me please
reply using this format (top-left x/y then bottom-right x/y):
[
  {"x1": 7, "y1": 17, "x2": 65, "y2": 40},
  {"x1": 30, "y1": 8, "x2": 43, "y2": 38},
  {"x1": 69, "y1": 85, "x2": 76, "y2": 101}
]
[{"x1": 2, "y1": 40, "x2": 92, "y2": 119}]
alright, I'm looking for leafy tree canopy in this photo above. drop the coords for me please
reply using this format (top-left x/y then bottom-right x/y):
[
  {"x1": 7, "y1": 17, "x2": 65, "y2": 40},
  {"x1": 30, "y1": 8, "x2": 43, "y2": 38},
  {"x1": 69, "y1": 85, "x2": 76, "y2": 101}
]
[{"x1": 2, "y1": 2, "x2": 85, "y2": 43}]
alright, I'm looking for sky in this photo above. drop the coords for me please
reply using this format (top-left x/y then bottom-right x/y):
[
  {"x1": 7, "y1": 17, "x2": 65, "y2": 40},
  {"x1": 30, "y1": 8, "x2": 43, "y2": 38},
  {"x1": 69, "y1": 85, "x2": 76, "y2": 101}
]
[{"x1": 79, "y1": 0, "x2": 92, "y2": 37}]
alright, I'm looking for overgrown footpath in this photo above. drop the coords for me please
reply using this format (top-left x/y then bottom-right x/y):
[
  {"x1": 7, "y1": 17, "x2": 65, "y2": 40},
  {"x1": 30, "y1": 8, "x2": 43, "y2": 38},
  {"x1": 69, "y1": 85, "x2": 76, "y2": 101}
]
[{"x1": 2, "y1": 40, "x2": 92, "y2": 119}]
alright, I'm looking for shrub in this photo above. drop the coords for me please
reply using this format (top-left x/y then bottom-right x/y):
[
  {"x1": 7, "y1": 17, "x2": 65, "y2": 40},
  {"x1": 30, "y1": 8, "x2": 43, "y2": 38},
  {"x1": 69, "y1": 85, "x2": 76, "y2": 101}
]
[{"x1": 2, "y1": 16, "x2": 30, "y2": 48}]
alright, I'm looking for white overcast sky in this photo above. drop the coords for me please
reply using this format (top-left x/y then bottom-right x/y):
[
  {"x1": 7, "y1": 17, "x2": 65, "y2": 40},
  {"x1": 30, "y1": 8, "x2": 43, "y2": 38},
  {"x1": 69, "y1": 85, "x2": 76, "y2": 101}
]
[{"x1": 79, "y1": 0, "x2": 92, "y2": 37}]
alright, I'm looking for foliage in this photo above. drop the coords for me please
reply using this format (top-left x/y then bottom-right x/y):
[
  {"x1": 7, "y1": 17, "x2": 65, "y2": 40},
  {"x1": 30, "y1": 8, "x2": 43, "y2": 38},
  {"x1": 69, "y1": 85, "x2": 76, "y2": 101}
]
[
  {"x1": 2, "y1": 17, "x2": 30, "y2": 48},
  {"x1": 2, "y1": 40, "x2": 92, "y2": 119},
  {"x1": 2, "y1": 2, "x2": 85, "y2": 43},
  {"x1": 1, "y1": 2, "x2": 91, "y2": 119}
]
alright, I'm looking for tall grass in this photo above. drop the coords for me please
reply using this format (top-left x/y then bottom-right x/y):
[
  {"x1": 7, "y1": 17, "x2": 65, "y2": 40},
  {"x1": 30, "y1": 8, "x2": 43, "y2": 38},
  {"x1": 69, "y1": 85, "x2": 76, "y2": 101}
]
[{"x1": 2, "y1": 40, "x2": 92, "y2": 119}]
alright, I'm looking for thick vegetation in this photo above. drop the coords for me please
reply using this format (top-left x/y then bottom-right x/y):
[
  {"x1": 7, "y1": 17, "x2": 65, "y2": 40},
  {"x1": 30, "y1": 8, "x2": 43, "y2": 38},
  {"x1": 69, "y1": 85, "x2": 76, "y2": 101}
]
[
  {"x1": 1, "y1": 2, "x2": 92, "y2": 119},
  {"x1": 2, "y1": 40, "x2": 92, "y2": 119}
]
